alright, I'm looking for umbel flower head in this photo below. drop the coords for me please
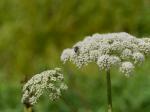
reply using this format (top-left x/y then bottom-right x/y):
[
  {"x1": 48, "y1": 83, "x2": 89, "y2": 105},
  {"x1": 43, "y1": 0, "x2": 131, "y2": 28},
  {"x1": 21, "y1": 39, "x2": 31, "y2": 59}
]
[
  {"x1": 61, "y1": 32, "x2": 150, "y2": 76},
  {"x1": 21, "y1": 68, "x2": 68, "y2": 105}
]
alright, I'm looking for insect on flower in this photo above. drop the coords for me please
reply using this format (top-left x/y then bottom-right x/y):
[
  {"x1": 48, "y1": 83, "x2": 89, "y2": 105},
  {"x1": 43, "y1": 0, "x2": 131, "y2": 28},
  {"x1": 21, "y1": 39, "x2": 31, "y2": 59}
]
[{"x1": 74, "y1": 46, "x2": 79, "y2": 54}]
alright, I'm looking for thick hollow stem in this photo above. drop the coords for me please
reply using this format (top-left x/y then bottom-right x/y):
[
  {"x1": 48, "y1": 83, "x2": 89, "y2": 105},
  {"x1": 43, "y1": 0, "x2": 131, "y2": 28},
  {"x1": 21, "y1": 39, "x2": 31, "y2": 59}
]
[{"x1": 106, "y1": 69, "x2": 112, "y2": 112}]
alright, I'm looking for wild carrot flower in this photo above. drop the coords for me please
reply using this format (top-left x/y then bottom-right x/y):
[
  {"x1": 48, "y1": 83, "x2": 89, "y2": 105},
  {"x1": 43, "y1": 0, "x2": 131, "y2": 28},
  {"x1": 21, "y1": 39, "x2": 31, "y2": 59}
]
[
  {"x1": 61, "y1": 32, "x2": 150, "y2": 112},
  {"x1": 61, "y1": 32, "x2": 150, "y2": 76},
  {"x1": 21, "y1": 68, "x2": 67, "y2": 106}
]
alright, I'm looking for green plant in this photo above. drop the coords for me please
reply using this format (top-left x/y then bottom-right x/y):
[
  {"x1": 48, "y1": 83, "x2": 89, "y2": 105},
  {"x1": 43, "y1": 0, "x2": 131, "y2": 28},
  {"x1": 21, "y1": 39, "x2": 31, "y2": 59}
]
[{"x1": 61, "y1": 32, "x2": 150, "y2": 112}]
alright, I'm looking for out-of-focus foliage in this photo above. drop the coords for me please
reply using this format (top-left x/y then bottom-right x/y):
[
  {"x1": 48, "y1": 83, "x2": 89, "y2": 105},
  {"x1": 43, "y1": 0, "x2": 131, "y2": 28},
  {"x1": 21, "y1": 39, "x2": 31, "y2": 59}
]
[{"x1": 0, "y1": 0, "x2": 150, "y2": 112}]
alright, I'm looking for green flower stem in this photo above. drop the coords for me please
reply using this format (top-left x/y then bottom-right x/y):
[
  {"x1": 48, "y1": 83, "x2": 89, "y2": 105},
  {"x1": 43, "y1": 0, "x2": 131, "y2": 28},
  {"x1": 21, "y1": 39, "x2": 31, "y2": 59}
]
[
  {"x1": 24, "y1": 106, "x2": 33, "y2": 112},
  {"x1": 106, "y1": 69, "x2": 112, "y2": 112}
]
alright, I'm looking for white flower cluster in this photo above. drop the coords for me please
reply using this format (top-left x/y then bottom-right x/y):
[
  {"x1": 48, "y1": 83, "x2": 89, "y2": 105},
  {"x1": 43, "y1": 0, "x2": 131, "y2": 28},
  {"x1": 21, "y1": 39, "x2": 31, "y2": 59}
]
[
  {"x1": 21, "y1": 68, "x2": 68, "y2": 105},
  {"x1": 120, "y1": 62, "x2": 134, "y2": 77},
  {"x1": 61, "y1": 32, "x2": 150, "y2": 76}
]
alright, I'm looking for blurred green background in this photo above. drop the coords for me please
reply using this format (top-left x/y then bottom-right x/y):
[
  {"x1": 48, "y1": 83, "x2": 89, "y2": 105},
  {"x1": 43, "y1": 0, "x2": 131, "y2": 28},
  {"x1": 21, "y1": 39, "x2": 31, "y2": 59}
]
[{"x1": 0, "y1": 0, "x2": 150, "y2": 112}]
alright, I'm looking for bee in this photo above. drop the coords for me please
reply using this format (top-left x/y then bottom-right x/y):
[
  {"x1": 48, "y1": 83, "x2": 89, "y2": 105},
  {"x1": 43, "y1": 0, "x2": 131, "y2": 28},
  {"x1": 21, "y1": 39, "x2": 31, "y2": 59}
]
[{"x1": 74, "y1": 46, "x2": 79, "y2": 54}]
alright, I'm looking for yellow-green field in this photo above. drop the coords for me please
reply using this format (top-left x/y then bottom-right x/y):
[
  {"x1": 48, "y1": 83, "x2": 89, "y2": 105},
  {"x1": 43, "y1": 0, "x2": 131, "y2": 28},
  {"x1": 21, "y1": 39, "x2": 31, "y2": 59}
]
[{"x1": 0, "y1": 0, "x2": 150, "y2": 112}]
